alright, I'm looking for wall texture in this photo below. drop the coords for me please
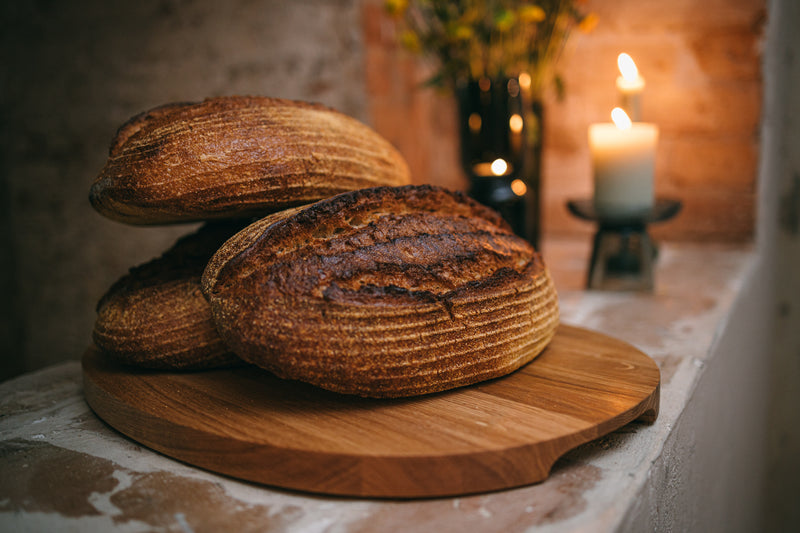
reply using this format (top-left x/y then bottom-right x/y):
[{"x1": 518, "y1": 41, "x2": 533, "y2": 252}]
[
  {"x1": 760, "y1": 0, "x2": 800, "y2": 527},
  {"x1": 0, "y1": 0, "x2": 366, "y2": 380}
]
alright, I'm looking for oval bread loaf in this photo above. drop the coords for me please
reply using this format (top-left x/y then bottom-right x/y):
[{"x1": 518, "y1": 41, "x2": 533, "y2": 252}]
[
  {"x1": 202, "y1": 185, "x2": 559, "y2": 397},
  {"x1": 90, "y1": 96, "x2": 411, "y2": 225},
  {"x1": 94, "y1": 222, "x2": 245, "y2": 369}
]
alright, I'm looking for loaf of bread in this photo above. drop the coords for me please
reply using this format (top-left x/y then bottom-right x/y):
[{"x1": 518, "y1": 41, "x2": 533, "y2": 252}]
[
  {"x1": 202, "y1": 185, "x2": 559, "y2": 397},
  {"x1": 93, "y1": 222, "x2": 245, "y2": 369},
  {"x1": 90, "y1": 96, "x2": 411, "y2": 225}
]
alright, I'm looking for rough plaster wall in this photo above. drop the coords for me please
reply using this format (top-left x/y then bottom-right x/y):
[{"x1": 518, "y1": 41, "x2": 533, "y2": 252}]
[
  {"x1": 619, "y1": 265, "x2": 771, "y2": 531},
  {"x1": 0, "y1": 0, "x2": 365, "y2": 380},
  {"x1": 761, "y1": 0, "x2": 800, "y2": 527}
]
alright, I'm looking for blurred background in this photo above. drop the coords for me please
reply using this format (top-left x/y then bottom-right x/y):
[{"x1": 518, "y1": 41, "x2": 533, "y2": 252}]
[{"x1": 0, "y1": 0, "x2": 767, "y2": 379}]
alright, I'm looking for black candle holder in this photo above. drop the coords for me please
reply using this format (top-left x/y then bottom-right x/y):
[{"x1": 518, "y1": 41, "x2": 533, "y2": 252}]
[{"x1": 567, "y1": 198, "x2": 682, "y2": 291}]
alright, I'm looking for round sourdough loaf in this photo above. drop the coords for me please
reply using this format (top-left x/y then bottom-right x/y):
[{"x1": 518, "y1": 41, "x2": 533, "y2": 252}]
[
  {"x1": 202, "y1": 185, "x2": 559, "y2": 397},
  {"x1": 90, "y1": 96, "x2": 411, "y2": 225},
  {"x1": 94, "y1": 222, "x2": 245, "y2": 369}
]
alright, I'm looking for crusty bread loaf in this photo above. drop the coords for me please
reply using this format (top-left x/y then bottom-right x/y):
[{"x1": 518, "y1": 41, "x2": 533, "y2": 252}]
[
  {"x1": 90, "y1": 96, "x2": 411, "y2": 225},
  {"x1": 93, "y1": 222, "x2": 245, "y2": 369},
  {"x1": 202, "y1": 185, "x2": 559, "y2": 397}
]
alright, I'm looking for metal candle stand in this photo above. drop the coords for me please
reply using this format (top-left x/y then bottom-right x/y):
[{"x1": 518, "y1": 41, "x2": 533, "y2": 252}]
[{"x1": 567, "y1": 198, "x2": 682, "y2": 291}]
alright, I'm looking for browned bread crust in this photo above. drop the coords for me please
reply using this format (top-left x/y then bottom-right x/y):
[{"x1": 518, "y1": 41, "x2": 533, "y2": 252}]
[
  {"x1": 94, "y1": 222, "x2": 246, "y2": 369},
  {"x1": 90, "y1": 96, "x2": 412, "y2": 225},
  {"x1": 202, "y1": 185, "x2": 559, "y2": 397}
]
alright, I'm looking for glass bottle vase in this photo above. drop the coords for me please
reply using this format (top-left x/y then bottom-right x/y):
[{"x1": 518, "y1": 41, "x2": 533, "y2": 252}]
[{"x1": 455, "y1": 76, "x2": 543, "y2": 249}]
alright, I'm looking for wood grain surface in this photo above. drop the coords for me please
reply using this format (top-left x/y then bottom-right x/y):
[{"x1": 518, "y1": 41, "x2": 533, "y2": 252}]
[{"x1": 82, "y1": 324, "x2": 660, "y2": 498}]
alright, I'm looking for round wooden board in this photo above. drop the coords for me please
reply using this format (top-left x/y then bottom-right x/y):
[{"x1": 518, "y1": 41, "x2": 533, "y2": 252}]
[{"x1": 82, "y1": 324, "x2": 659, "y2": 498}]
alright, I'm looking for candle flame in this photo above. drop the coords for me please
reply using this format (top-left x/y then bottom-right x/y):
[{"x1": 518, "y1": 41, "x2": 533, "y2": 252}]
[
  {"x1": 611, "y1": 107, "x2": 633, "y2": 130},
  {"x1": 617, "y1": 53, "x2": 639, "y2": 81},
  {"x1": 491, "y1": 158, "x2": 508, "y2": 176}
]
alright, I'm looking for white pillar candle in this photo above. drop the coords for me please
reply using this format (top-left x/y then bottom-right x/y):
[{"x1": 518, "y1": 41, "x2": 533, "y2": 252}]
[
  {"x1": 589, "y1": 108, "x2": 658, "y2": 217},
  {"x1": 616, "y1": 53, "x2": 645, "y2": 122}
]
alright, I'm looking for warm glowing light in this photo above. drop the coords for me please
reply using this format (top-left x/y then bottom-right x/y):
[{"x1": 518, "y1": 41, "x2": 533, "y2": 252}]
[
  {"x1": 472, "y1": 159, "x2": 513, "y2": 177},
  {"x1": 469, "y1": 113, "x2": 482, "y2": 132},
  {"x1": 478, "y1": 77, "x2": 491, "y2": 92},
  {"x1": 511, "y1": 179, "x2": 527, "y2": 196},
  {"x1": 509, "y1": 114, "x2": 523, "y2": 133},
  {"x1": 611, "y1": 107, "x2": 632, "y2": 130},
  {"x1": 491, "y1": 158, "x2": 508, "y2": 176},
  {"x1": 617, "y1": 53, "x2": 639, "y2": 81},
  {"x1": 518, "y1": 72, "x2": 531, "y2": 91}
]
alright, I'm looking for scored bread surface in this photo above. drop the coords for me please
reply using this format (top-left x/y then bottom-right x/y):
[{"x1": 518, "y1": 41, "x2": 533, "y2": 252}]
[
  {"x1": 90, "y1": 96, "x2": 411, "y2": 225},
  {"x1": 94, "y1": 222, "x2": 245, "y2": 369},
  {"x1": 202, "y1": 185, "x2": 559, "y2": 397}
]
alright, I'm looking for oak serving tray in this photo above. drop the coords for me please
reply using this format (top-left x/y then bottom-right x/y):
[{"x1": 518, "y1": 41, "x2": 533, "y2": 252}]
[{"x1": 82, "y1": 324, "x2": 660, "y2": 498}]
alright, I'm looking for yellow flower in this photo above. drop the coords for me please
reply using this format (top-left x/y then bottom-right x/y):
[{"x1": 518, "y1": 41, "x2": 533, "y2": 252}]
[
  {"x1": 453, "y1": 25, "x2": 474, "y2": 40},
  {"x1": 519, "y1": 5, "x2": 546, "y2": 23},
  {"x1": 400, "y1": 30, "x2": 421, "y2": 53},
  {"x1": 384, "y1": 0, "x2": 408, "y2": 18},
  {"x1": 578, "y1": 12, "x2": 599, "y2": 33}
]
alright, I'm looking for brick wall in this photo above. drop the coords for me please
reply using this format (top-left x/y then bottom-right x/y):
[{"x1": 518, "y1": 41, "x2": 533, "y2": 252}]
[
  {"x1": 363, "y1": 0, "x2": 766, "y2": 242},
  {"x1": 362, "y1": 0, "x2": 467, "y2": 192}
]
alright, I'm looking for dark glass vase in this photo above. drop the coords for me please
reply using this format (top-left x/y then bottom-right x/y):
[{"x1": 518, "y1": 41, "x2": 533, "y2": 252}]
[{"x1": 456, "y1": 77, "x2": 543, "y2": 249}]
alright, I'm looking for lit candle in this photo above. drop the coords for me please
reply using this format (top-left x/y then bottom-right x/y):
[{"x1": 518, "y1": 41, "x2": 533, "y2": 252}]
[
  {"x1": 616, "y1": 53, "x2": 645, "y2": 121},
  {"x1": 589, "y1": 108, "x2": 658, "y2": 217},
  {"x1": 472, "y1": 158, "x2": 512, "y2": 177}
]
